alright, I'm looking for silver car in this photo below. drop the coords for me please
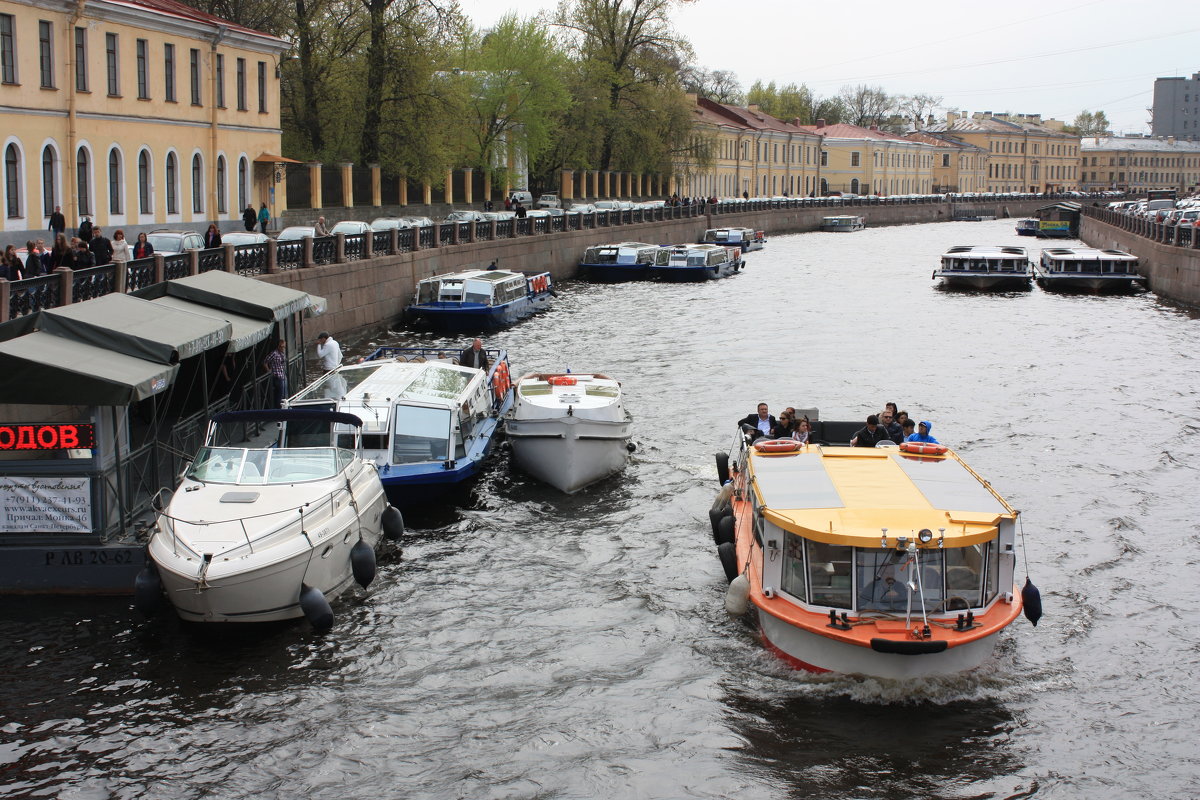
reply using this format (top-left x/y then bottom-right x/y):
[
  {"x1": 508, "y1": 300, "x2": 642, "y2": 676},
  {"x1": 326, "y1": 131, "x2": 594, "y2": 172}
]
[{"x1": 146, "y1": 229, "x2": 205, "y2": 255}]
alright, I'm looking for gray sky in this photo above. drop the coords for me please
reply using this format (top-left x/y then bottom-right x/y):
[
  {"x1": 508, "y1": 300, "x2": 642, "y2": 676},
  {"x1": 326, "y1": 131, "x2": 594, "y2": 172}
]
[{"x1": 456, "y1": 0, "x2": 1199, "y2": 135}]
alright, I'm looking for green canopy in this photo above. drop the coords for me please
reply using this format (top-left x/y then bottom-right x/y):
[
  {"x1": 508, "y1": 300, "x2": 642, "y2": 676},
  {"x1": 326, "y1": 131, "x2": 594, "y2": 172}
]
[
  {"x1": 150, "y1": 295, "x2": 274, "y2": 352},
  {"x1": 163, "y1": 270, "x2": 323, "y2": 321},
  {"x1": 0, "y1": 331, "x2": 178, "y2": 405}
]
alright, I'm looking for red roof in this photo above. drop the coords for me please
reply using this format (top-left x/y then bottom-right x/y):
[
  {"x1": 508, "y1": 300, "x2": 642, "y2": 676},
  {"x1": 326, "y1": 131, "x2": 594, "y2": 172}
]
[
  {"x1": 109, "y1": 0, "x2": 286, "y2": 41},
  {"x1": 796, "y1": 122, "x2": 912, "y2": 142}
]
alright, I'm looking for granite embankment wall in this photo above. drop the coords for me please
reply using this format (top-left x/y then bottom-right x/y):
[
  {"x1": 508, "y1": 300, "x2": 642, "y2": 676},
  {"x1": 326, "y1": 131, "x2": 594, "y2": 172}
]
[
  {"x1": 1080, "y1": 214, "x2": 1200, "y2": 308},
  {"x1": 260, "y1": 200, "x2": 1050, "y2": 339}
]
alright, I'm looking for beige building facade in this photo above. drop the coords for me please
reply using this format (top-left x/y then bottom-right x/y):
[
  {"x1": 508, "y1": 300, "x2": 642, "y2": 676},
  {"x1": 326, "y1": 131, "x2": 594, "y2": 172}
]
[
  {"x1": 1079, "y1": 136, "x2": 1200, "y2": 194},
  {"x1": 924, "y1": 112, "x2": 1080, "y2": 193},
  {"x1": 1, "y1": 0, "x2": 289, "y2": 241},
  {"x1": 903, "y1": 131, "x2": 988, "y2": 193},
  {"x1": 801, "y1": 121, "x2": 936, "y2": 196}
]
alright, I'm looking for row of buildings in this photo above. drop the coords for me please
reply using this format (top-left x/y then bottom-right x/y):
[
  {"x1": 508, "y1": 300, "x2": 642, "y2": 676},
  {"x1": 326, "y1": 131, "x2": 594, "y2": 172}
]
[{"x1": 2, "y1": 0, "x2": 1198, "y2": 243}]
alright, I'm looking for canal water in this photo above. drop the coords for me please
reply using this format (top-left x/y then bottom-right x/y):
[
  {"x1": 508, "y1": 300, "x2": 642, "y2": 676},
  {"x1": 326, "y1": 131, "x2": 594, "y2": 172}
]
[{"x1": 3, "y1": 219, "x2": 1199, "y2": 799}]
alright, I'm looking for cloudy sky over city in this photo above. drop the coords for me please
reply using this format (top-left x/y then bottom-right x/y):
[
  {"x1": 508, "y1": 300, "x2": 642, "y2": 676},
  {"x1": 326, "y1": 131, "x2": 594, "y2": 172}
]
[{"x1": 458, "y1": 0, "x2": 1198, "y2": 135}]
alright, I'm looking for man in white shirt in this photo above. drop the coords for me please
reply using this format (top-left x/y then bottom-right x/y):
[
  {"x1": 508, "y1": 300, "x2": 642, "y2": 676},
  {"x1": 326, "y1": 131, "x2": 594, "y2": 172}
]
[{"x1": 316, "y1": 331, "x2": 343, "y2": 371}]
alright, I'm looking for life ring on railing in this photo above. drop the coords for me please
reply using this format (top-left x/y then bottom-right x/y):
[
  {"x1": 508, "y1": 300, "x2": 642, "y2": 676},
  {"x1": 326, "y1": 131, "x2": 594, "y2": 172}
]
[
  {"x1": 899, "y1": 441, "x2": 947, "y2": 455},
  {"x1": 753, "y1": 438, "x2": 802, "y2": 454},
  {"x1": 548, "y1": 375, "x2": 577, "y2": 386},
  {"x1": 493, "y1": 361, "x2": 510, "y2": 400}
]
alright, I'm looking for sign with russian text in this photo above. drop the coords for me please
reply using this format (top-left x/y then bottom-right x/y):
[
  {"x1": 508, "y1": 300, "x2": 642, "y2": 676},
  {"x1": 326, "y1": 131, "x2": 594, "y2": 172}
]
[
  {"x1": 0, "y1": 476, "x2": 92, "y2": 533},
  {"x1": 0, "y1": 423, "x2": 96, "y2": 451}
]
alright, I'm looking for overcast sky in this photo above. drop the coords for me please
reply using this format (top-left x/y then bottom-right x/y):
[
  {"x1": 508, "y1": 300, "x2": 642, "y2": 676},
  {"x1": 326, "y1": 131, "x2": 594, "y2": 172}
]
[{"x1": 456, "y1": 0, "x2": 1199, "y2": 135}]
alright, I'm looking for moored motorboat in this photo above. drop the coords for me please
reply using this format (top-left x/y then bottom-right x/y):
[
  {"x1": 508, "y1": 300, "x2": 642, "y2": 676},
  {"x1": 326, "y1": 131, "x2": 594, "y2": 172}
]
[
  {"x1": 406, "y1": 268, "x2": 554, "y2": 331},
  {"x1": 1035, "y1": 247, "x2": 1144, "y2": 292},
  {"x1": 821, "y1": 215, "x2": 866, "y2": 232},
  {"x1": 504, "y1": 373, "x2": 632, "y2": 493},
  {"x1": 649, "y1": 243, "x2": 742, "y2": 281},
  {"x1": 285, "y1": 346, "x2": 514, "y2": 505},
  {"x1": 144, "y1": 409, "x2": 400, "y2": 628},
  {"x1": 932, "y1": 245, "x2": 1032, "y2": 290},
  {"x1": 701, "y1": 227, "x2": 765, "y2": 252},
  {"x1": 578, "y1": 241, "x2": 659, "y2": 281},
  {"x1": 711, "y1": 414, "x2": 1030, "y2": 679},
  {"x1": 1015, "y1": 218, "x2": 1039, "y2": 236}
]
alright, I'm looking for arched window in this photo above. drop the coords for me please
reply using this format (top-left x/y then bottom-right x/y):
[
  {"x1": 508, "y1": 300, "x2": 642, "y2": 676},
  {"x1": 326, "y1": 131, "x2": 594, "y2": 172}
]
[
  {"x1": 76, "y1": 147, "x2": 91, "y2": 215},
  {"x1": 216, "y1": 155, "x2": 227, "y2": 213},
  {"x1": 108, "y1": 148, "x2": 122, "y2": 214},
  {"x1": 166, "y1": 152, "x2": 178, "y2": 214},
  {"x1": 137, "y1": 150, "x2": 150, "y2": 215},
  {"x1": 850, "y1": 178, "x2": 859, "y2": 194},
  {"x1": 191, "y1": 153, "x2": 203, "y2": 213},
  {"x1": 42, "y1": 145, "x2": 58, "y2": 217},
  {"x1": 820, "y1": 178, "x2": 828, "y2": 195},
  {"x1": 238, "y1": 157, "x2": 248, "y2": 210},
  {"x1": 4, "y1": 143, "x2": 20, "y2": 218}
]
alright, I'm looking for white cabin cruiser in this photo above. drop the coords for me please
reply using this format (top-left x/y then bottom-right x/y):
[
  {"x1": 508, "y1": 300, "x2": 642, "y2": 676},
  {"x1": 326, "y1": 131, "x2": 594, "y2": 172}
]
[
  {"x1": 504, "y1": 373, "x2": 633, "y2": 493},
  {"x1": 1035, "y1": 247, "x2": 1144, "y2": 292},
  {"x1": 933, "y1": 245, "x2": 1032, "y2": 290},
  {"x1": 702, "y1": 227, "x2": 765, "y2": 252},
  {"x1": 142, "y1": 410, "x2": 401, "y2": 629}
]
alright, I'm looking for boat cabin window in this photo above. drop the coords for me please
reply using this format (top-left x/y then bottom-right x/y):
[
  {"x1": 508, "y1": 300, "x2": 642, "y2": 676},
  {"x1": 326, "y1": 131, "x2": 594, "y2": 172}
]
[
  {"x1": 797, "y1": 536, "x2": 852, "y2": 609},
  {"x1": 856, "y1": 548, "x2": 945, "y2": 612},
  {"x1": 438, "y1": 280, "x2": 464, "y2": 301},
  {"x1": 708, "y1": 250, "x2": 726, "y2": 267},
  {"x1": 391, "y1": 406, "x2": 451, "y2": 464},
  {"x1": 584, "y1": 247, "x2": 610, "y2": 263},
  {"x1": 282, "y1": 409, "x2": 339, "y2": 448},
  {"x1": 983, "y1": 538, "x2": 999, "y2": 604},
  {"x1": 418, "y1": 280, "x2": 439, "y2": 304},
  {"x1": 943, "y1": 544, "x2": 984, "y2": 608},
  {"x1": 462, "y1": 279, "x2": 493, "y2": 305},
  {"x1": 186, "y1": 446, "x2": 350, "y2": 484}
]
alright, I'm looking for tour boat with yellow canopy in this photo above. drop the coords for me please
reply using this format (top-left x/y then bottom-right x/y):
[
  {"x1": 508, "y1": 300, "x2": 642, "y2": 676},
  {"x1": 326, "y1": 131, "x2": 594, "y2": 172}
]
[{"x1": 711, "y1": 414, "x2": 1038, "y2": 679}]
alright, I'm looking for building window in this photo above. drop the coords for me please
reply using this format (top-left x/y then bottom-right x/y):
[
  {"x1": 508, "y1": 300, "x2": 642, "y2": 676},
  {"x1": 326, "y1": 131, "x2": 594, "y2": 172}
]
[
  {"x1": 165, "y1": 152, "x2": 177, "y2": 214},
  {"x1": 190, "y1": 48, "x2": 201, "y2": 105},
  {"x1": 138, "y1": 150, "x2": 150, "y2": 215},
  {"x1": 74, "y1": 27, "x2": 87, "y2": 91},
  {"x1": 236, "y1": 58, "x2": 246, "y2": 110},
  {"x1": 42, "y1": 145, "x2": 57, "y2": 217},
  {"x1": 820, "y1": 151, "x2": 828, "y2": 167},
  {"x1": 76, "y1": 147, "x2": 90, "y2": 215},
  {"x1": 191, "y1": 153, "x2": 202, "y2": 213},
  {"x1": 164, "y1": 43, "x2": 175, "y2": 101},
  {"x1": 106, "y1": 33, "x2": 119, "y2": 95},
  {"x1": 238, "y1": 156, "x2": 248, "y2": 209},
  {"x1": 39, "y1": 21, "x2": 54, "y2": 88},
  {"x1": 0, "y1": 15, "x2": 15, "y2": 84},
  {"x1": 942, "y1": 153, "x2": 950, "y2": 167},
  {"x1": 108, "y1": 148, "x2": 122, "y2": 214},
  {"x1": 4, "y1": 143, "x2": 20, "y2": 217},
  {"x1": 215, "y1": 54, "x2": 225, "y2": 107},
  {"x1": 851, "y1": 151, "x2": 860, "y2": 167},
  {"x1": 216, "y1": 155, "x2": 227, "y2": 212},
  {"x1": 136, "y1": 39, "x2": 148, "y2": 98},
  {"x1": 257, "y1": 61, "x2": 267, "y2": 112}
]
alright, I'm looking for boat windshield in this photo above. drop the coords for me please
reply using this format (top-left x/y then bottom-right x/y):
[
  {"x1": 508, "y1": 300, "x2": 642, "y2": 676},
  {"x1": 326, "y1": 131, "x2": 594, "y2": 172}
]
[
  {"x1": 391, "y1": 406, "x2": 451, "y2": 463},
  {"x1": 462, "y1": 279, "x2": 493, "y2": 305},
  {"x1": 187, "y1": 447, "x2": 352, "y2": 484}
]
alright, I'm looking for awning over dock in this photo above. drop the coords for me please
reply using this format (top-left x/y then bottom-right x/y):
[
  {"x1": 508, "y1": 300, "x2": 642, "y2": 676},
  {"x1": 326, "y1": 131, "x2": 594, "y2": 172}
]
[{"x1": 0, "y1": 331, "x2": 179, "y2": 405}]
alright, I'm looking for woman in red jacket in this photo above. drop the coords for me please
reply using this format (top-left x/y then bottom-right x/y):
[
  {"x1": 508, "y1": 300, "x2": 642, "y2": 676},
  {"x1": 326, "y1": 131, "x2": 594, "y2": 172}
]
[{"x1": 132, "y1": 232, "x2": 154, "y2": 259}]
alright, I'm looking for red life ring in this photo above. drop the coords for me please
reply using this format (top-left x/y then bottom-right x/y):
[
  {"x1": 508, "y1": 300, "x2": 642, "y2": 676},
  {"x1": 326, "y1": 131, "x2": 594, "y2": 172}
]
[
  {"x1": 493, "y1": 361, "x2": 510, "y2": 399},
  {"x1": 548, "y1": 375, "x2": 576, "y2": 386},
  {"x1": 754, "y1": 438, "x2": 803, "y2": 454},
  {"x1": 899, "y1": 441, "x2": 947, "y2": 455}
]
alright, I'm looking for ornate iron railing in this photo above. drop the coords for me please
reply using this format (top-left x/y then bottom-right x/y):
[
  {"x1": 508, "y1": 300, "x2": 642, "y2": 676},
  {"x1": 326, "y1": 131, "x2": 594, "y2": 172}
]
[
  {"x1": 197, "y1": 248, "x2": 225, "y2": 273},
  {"x1": 8, "y1": 273, "x2": 62, "y2": 318},
  {"x1": 344, "y1": 233, "x2": 365, "y2": 261},
  {"x1": 125, "y1": 257, "x2": 157, "y2": 291},
  {"x1": 312, "y1": 235, "x2": 336, "y2": 265},
  {"x1": 71, "y1": 264, "x2": 116, "y2": 303},
  {"x1": 234, "y1": 243, "x2": 267, "y2": 275}
]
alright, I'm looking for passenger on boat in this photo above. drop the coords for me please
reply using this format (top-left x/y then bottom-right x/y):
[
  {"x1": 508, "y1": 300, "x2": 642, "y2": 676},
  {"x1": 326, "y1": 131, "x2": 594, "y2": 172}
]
[
  {"x1": 774, "y1": 411, "x2": 796, "y2": 439},
  {"x1": 880, "y1": 411, "x2": 903, "y2": 444},
  {"x1": 850, "y1": 415, "x2": 892, "y2": 447},
  {"x1": 896, "y1": 410, "x2": 910, "y2": 428},
  {"x1": 905, "y1": 421, "x2": 939, "y2": 444},
  {"x1": 901, "y1": 419, "x2": 916, "y2": 439},
  {"x1": 459, "y1": 338, "x2": 490, "y2": 371},
  {"x1": 792, "y1": 418, "x2": 812, "y2": 444},
  {"x1": 737, "y1": 403, "x2": 776, "y2": 441}
]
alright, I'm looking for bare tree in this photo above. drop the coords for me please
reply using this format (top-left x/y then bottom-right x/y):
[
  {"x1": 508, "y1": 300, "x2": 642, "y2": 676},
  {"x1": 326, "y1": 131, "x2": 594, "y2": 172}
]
[
  {"x1": 837, "y1": 84, "x2": 893, "y2": 128},
  {"x1": 897, "y1": 93, "x2": 944, "y2": 130}
]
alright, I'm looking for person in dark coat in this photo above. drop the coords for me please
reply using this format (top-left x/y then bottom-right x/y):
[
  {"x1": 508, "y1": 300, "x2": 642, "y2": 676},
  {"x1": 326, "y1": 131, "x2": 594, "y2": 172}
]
[
  {"x1": 73, "y1": 239, "x2": 95, "y2": 268},
  {"x1": 51, "y1": 234, "x2": 74, "y2": 268},
  {"x1": 514, "y1": 203, "x2": 527, "y2": 219},
  {"x1": 851, "y1": 415, "x2": 892, "y2": 447},
  {"x1": 458, "y1": 338, "x2": 490, "y2": 371},
  {"x1": 24, "y1": 240, "x2": 43, "y2": 278},
  {"x1": 88, "y1": 227, "x2": 113, "y2": 265},
  {"x1": 78, "y1": 216, "x2": 93, "y2": 242},
  {"x1": 204, "y1": 223, "x2": 223, "y2": 248},
  {"x1": 257, "y1": 203, "x2": 270, "y2": 234},
  {"x1": 49, "y1": 205, "x2": 65, "y2": 237},
  {"x1": 132, "y1": 232, "x2": 154, "y2": 259},
  {"x1": 242, "y1": 204, "x2": 257, "y2": 231},
  {"x1": 737, "y1": 403, "x2": 777, "y2": 441}
]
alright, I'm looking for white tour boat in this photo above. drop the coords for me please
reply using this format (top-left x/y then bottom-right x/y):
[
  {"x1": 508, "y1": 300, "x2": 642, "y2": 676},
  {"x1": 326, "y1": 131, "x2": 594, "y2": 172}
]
[
  {"x1": 142, "y1": 410, "x2": 400, "y2": 629},
  {"x1": 932, "y1": 245, "x2": 1033, "y2": 290},
  {"x1": 821, "y1": 215, "x2": 866, "y2": 232},
  {"x1": 702, "y1": 227, "x2": 765, "y2": 252},
  {"x1": 1035, "y1": 247, "x2": 1144, "y2": 292},
  {"x1": 504, "y1": 373, "x2": 633, "y2": 493},
  {"x1": 649, "y1": 243, "x2": 743, "y2": 281}
]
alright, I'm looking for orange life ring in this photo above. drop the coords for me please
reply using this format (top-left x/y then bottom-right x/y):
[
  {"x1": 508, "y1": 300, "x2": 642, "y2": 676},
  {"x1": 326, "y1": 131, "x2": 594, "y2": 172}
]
[
  {"x1": 753, "y1": 438, "x2": 802, "y2": 453},
  {"x1": 548, "y1": 375, "x2": 576, "y2": 386},
  {"x1": 899, "y1": 441, "x2": 947, "y2": 455},
  {"x1": 493, "y1": 361, "x2": 510, "y2": 399}
]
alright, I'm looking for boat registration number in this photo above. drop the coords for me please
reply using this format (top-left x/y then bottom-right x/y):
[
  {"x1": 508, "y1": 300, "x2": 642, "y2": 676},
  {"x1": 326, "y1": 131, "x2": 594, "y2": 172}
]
[{"x1": 44, "y1": 548, "x2": 142, "y2": 567}]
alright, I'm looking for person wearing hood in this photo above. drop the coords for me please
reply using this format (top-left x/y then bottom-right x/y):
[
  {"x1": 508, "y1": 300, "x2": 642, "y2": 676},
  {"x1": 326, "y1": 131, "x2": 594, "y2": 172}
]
[{"x1": 905, "y1": 420, "x2": 939, "y2": 444}]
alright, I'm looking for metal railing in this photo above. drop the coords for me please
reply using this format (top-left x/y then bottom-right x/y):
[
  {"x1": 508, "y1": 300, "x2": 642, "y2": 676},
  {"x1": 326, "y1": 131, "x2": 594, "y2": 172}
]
[
  {"x1": 163, "y1": 253, "x2": 191, "y2": 280},
  {"x1": 235, "y1": 243, "x2": 268, "y2": 275},
  {"x1": 8, "y1": 272, "x2": 61, "y2": 319},
  {"x1": 372, "y1": 231, "x2": 392, "y2": 254},
  {"x1": 126, "y1": 257, "x2": 157, "y2": 291},
  {"x1": 312, "y1": 235, "x2": 336, "y2": 265},
  {"x1": 72, "y1": 264, "x2": 117, "y2": 303},
  {"x1": 1081, "y1": 205, "x2": 1200, "y2": 251},
  {"x1": 343, "y1": 233, "x2": 365, "y2": 261},
  {"x1": 197, "y1": 248, "x2": 225, "y2": 273}
]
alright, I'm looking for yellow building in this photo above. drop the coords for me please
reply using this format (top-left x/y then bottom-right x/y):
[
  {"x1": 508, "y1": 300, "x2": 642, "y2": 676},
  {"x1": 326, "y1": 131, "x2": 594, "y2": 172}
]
[
  {"x1": 800, "y1": 121, "x2": 935, "y2": 196},
  {"x1": 676, "y1": 96, "x2": 823, "y2": 198},
  {"x1": 903, "y1": 131, "x2": 988, "y2": 193},
  {"x1": 924, "y1": 112, "x2": 1080, "y2": 193},
  {"x1": 1079, "y1": 136, "x2": 1200, "y2": 194},
  {"x1": 0, "y1": 0, "x2": 289, "y2": 241}
]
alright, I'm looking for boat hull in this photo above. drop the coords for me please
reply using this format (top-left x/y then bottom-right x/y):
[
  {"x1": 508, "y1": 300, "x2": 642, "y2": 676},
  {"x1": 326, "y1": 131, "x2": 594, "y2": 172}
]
[
  {"x1": 1036, "y1": 274, "x2": 1144, "y2": 292},
  {"x1": 506, "y1": 416, "x2": 631, "y2": 493},
  {"x1": 934, "y1": 272, "x2": 1032, "y2": 290},
  {"x1": 648, "y1": 262, "x2": 741, "y2": 281},
  {"x1": 406, "y1": 292, "x2": 552, "y2": 331}
]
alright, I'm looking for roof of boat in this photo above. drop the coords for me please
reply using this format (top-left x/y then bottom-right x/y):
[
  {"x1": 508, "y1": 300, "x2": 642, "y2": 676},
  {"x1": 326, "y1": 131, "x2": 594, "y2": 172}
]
[
  {"x1": 823, "y1": 215, "x2": 863, "y2": 220},
  {"x1": 704, "y1": 227, "x2": 753, "y2": 233},
  {"x1": 587, "y1": 241, "x2": 658, "y2": 251},
  {"x1": 748, "y1": 445, "x2": 1015, "y2": 548},
  {"x1": 941, "y1": 245, "x2": 1028, "y2": 258},
  {"x1": 662, "y1": 243, "x2": 728, "y2": 252},
  {"x1": 514, "y1": 373, "x2": 621, "y2": 409},
  {"x1": 418, "y1": 269, "x2": 526, "y2": 283},
  {"x1": 288, "y1": 358, "x2": 484, "y2": 432},
  {"x1": 1040, "y1": 247, "x2": 1136, "y2": 261}
]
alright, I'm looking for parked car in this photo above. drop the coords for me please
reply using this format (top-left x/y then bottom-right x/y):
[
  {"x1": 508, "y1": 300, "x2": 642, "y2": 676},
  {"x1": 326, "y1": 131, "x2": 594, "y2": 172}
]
[
  {"x1": 276, "y1": 226, "x2": 317, "y2": 241},
  {"x1": 370, "y1": 218, "x2": 410, "y2": 231},
  {"x1": 444, "y1": 210, "x2": 488, "y2": 223},
  {"x1": 146, "y1": 229, "x2": 205, "y2": 255},
  {"x1": 568, "y1": 203, "x2": 596, "y2": 214},
  {"x1": 330, "y1": 220, "x2": 373, "y2": 235},
  {"x1": 591, "y1": 200, "x2": 621, "y2": 211},
  {"x1": 482, "y1": 211, "x2": 515, "y2": 221},
  {"x1": 536, "y1": 193, "x2": 561, "y2": 209},
  {"x1": 524, "y1": 209, "x2": 552, "y2": 219},
  {"x1": 222, "y1": 231, "x2": 270, "y2": 246},
  {"x1": 398, "y1": 216, "x2": 434, "y2": 228}
]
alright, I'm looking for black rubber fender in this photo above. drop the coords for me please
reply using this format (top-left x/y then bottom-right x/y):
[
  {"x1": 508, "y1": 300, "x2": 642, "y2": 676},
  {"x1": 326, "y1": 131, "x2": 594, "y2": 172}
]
[
  {"x1": 715, "y1": 451, "x2": 730, "y2": 486},
  {"x1": 299, "y1": 583, "x2": 334, "y2": 633},
  {"x1": 350, "y1": 539, "x2": 377, "y2": 588},
  {"x1": 133, "y1": 560, "x2": 163, "y2": 617},
  {"x1": 715, "y1": 514, "x2": 735, "y2": 546},
  {"x1": 717, "y1": 541, "x2": 738, "y2": 583},
  {"x1": 381, "y1": 505, "x2": 405, "y2": 541}
]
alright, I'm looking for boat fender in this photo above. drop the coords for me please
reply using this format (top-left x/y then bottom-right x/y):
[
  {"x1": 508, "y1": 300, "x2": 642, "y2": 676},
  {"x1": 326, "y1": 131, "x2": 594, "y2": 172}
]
[
  {"x1": 725, "y1": 573, "x2": 751, "y2": 615},
  {"x1": 381, "y1": 505, "x2": 405, "y2": 541},
  {"x1": 715, "y1": 451, "x2": 730, "y2": 485},
  {"x1": 133, "y1": 559, "x2": 163, "y2": 617},
  {"x1": 715, "y1": 514, "x2": 735, "y2": 546},
  {"x1": 1022, "y1": 578, "x2": 1043, "y2": 626},
  {"x1": 350, "y1": 539, "x2": 377, "y2": 588},
  {"x1": 299, "y1": 583, "x2": 334, "y2": 633},
  {"x1": 708, "y1": 507, "x2": 726, "y2": 540},
  {"x1": 717, "y1": 541, "x2": 738, "y2": 583},
  {"x1": 626, "y1": 441, "x2": 636, "y2": 452}
]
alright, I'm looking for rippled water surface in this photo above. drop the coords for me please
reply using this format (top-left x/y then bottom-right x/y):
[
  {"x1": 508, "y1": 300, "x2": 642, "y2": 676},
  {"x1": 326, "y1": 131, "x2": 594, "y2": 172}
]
[{"x1": 4, "y1": 220, "x2": 1200, "y2": 799}]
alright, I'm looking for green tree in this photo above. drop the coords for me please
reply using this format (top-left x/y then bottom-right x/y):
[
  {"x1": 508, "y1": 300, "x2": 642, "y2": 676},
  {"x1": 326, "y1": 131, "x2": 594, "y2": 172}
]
[{"x1": 1071, "y1": 110, "x2": 1111, "y2": 136}]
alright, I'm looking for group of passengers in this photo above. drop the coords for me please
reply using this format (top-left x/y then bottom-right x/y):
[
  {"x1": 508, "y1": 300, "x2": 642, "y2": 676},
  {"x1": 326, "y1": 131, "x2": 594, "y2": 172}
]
[{"x1": 736, "y1": 401, "x2": 938, "y2": 447}]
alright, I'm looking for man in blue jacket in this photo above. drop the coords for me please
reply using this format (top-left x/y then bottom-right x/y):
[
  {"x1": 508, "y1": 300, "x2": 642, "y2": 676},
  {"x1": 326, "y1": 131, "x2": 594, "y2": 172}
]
[{"x1": 905, "y1": 421, "x2": 939, "y2": 443}]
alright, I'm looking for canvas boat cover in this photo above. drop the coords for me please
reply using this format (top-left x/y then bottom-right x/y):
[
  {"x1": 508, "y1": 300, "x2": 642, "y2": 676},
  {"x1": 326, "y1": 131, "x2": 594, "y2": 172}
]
[
  {"x1": 0, "y1": 331, "x2": 177, "y2": 405},
  {"x1": 161, "y1": 270, "x2": 324, "y2": 321}
]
